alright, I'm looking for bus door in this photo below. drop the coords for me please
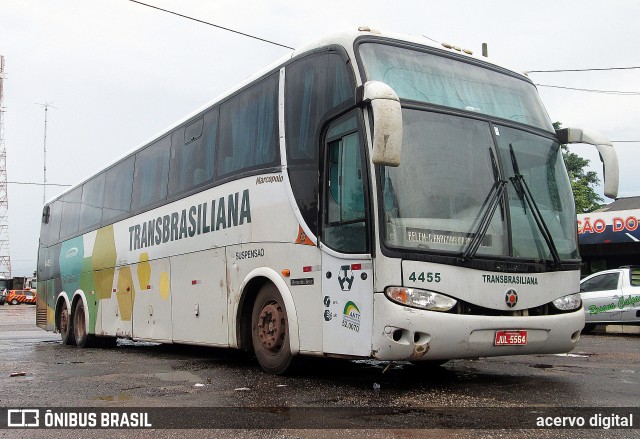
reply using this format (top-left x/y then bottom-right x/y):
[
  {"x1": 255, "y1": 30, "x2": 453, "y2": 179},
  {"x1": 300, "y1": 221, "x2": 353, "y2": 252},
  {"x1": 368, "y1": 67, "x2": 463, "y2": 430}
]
[{"x1": 320, "y1": 113, "x2": 374, "y2": 357}]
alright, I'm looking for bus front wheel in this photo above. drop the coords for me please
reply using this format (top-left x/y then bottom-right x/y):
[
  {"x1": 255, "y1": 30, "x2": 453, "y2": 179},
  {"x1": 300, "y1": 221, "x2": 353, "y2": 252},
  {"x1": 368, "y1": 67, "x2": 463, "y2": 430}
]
[
  {"x1": 58, "y1": 301, "x2": 75, "y2": 346},
  {"x1": 251, "y1": 284, "x2": 294, "y2": 375}
]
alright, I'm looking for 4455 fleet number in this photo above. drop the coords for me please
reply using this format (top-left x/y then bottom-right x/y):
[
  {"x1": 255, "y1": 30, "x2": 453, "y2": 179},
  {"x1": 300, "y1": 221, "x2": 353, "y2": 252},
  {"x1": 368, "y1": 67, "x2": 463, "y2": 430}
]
[{"x1": 408, "y1": 272, "x2": 441, "y2": 283}]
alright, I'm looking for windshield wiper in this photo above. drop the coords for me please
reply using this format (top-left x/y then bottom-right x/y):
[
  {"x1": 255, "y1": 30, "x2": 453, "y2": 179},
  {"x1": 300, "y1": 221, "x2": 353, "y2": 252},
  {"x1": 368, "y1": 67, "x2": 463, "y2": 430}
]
[
  {"x1": 461, "y1": 149, "x2": 507, "y2": 261},
  {"x1": 508, "y1": 144, "x2": 561, "y2": 266}
]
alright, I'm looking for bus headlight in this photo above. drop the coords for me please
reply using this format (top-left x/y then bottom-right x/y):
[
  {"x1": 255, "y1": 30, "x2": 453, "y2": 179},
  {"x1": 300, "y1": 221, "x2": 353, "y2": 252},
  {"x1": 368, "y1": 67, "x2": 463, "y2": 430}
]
[
  {"x1": 385, "y1": 287, "x2": 457, "y2": 312},
  {"x1": 552, "y1": 293, "x2": 582, "y2": 311}
]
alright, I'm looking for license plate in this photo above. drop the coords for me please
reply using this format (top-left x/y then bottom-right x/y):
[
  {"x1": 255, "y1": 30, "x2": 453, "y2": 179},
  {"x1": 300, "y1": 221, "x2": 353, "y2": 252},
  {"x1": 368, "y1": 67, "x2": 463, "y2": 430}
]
[{"x1": 494, "y1": 330, "x2": 527, "y2": 346}]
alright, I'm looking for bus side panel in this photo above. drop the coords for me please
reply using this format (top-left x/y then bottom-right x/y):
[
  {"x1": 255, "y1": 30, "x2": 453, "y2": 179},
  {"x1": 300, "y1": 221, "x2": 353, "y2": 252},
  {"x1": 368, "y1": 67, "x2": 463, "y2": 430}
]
[
  {"x1": 48, "y1": 278, "x2": 62, "y2": 331},
  {"x1": 132, "y1": 257, "x2": 172, "y2": 342},
  {"x1": 282, "y1": 244, "x2": 323, "y2": 354},
  {"x1": 171, "y1": 248, "x2": 228, "y2": 345},
  {"x1": 99, "y1": 265, "x2": 134, "y2": 338},
  {"x1": 226, "y1": 242, "x2": 323, "y2": 354},
  {"x1": 36, "y1": 279, "x2": 48, "y2": 330}
]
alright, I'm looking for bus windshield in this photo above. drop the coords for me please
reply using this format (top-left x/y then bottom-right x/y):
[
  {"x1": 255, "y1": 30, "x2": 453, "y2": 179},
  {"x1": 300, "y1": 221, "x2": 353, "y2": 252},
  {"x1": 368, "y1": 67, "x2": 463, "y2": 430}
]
[
  {"x1": 359, "y1": 43, "x2": 577, "y2": 262},
  {"x1": 358, "y1": 42, "x2": 554, "y2": 131},
  {"x1": 379, "y1": 111, "x2": 577, "y2": 261}
]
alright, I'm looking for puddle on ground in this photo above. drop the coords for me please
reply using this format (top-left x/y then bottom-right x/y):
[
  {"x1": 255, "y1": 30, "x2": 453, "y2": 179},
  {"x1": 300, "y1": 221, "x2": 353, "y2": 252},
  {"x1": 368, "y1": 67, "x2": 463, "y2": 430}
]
[
  {"x1": 153, "y1": 370, "x2": 202, "y2": 383},
  {"x1": 553, "y1": 353, "x2": 591, "y2": 358},
  {"x1": 95, "y1": 393, "x2": 133, "y2": 402},
  {"x1": 117, "y1": 339, "x2": 160, "y2": 348}
]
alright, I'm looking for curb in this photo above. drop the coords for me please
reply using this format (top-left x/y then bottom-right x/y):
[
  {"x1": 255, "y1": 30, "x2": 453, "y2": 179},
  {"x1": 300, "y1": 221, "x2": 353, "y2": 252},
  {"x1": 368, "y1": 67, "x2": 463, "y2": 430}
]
[{"x1": 605, "y1": 325, "x2": 640, "y2": 335}]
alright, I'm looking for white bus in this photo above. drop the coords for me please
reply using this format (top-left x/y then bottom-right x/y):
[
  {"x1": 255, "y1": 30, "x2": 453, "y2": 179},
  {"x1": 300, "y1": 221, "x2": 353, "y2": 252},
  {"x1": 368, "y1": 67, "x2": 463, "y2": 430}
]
[{"x1": 37, "y1": 28, "x2": 619, "y2": 374}]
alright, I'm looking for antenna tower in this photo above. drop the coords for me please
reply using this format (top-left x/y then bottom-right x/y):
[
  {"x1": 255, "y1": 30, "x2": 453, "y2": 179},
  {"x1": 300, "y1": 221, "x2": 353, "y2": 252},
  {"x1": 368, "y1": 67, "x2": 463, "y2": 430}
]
[{"x1": 0, "y1": 56, "x2": 11, "y2": 278}]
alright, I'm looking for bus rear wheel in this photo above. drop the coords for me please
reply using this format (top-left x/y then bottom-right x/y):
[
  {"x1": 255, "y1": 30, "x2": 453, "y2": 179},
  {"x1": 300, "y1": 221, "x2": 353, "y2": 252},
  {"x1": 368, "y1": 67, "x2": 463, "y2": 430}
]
[
  {"x1": 73, "y1": 300, "x2": 95, "y2": 348},
  {"x1": 58, "y1": 301, "x2": 75, "y2": 345},
  {"x1": 251, "y1": 284, "x2": 294, "y2": 375}
]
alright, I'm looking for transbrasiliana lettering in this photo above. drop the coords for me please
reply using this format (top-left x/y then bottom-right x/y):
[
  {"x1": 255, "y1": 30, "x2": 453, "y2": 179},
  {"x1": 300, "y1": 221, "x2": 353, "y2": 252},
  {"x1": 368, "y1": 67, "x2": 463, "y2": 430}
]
[
  {"x1": 128, "y1": 190, "x2": 251, "y2": 251},
  {"x1": 482, "y1": 274, "x2": 539, "y2": 285}
]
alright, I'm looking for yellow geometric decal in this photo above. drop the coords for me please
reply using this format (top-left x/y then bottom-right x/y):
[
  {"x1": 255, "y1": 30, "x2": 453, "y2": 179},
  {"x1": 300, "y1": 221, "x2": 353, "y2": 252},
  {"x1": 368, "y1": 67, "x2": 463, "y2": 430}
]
[
  {"x1": 47, "y1": 306, "x2": 55, "y2": 327},
  {"x1": 92, "y1": 225, "x2": 117, "y2": 301},
  {"x1": 92, "y1": 225, "x2": 117, "y2": 271},
  {"x1": 138, "y1": 252, "x2": 151, "y2": 291},
  {"x1": 116, "y1": 266, "x2": 135, "y2": 321},
  {"x1": 95, "y1": 268, "x2": 115, "y2": 301},
  {"x1": 159, "y1": 272, "x2": 170, "y2": 301}
]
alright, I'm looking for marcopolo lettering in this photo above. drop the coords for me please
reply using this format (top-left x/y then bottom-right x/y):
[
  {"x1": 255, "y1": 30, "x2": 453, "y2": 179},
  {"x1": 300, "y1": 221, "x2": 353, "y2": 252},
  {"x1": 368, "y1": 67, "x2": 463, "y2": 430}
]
[
  {"x1": 129, "y1": 190, "x2": 251, "y2": 251},
  {"x1": 256, "y1": 175, "x2": 284, "y2": 184}
]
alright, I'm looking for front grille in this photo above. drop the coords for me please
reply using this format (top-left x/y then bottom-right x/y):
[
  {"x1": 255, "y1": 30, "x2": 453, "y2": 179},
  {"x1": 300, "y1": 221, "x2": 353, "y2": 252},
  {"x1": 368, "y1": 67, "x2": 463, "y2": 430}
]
[{"x1": 452, "y1": 299, "x2": 560, "y2": 317}]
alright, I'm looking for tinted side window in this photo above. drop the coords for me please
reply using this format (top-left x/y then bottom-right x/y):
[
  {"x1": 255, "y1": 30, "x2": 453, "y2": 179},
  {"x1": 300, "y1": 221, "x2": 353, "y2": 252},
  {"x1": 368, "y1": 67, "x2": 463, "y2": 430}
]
[
  {"x1": 286, "y1": 52, "x2": 354, "y2": 163},
  {"x1": 40, "y1": 206, "x2": 51, "y2": 247},
  {"x1": 582, "y1": 273, "x2": 620, "y2": 292},
  {"x1": 217, "y1": 74, "x2": 279, "y2": 177},
  {"x1": 131, "y1": 136, "x2": 171, "y2": 211},
  {"x1": 169, "y1": 108, "x2": 218, "y2": 196},
  {"x1": 59, "y1": 187, "x2": 82, "y2": 239},
  {"x1": 79, "y1": 173, "x2": 105, "y2": 231},
  {"x1": 322, "y1": 113, "x2": 368, "y2": 253},
  {"x1": 103, "y1": 156, "x2": 134, "y2": 223},
  {"x1": 285, "y1": 52, "x2": 355, "y2": 236},
  {"x1": 47, "y1": 201, "x2": 63, "y2": 245}
]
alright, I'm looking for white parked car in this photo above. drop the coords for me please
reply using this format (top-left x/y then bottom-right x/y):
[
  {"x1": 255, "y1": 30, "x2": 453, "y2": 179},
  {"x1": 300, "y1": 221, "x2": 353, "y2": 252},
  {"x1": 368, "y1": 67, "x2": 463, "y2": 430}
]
[{"x1": 580, "y1": 266, "x2": 640, "y2": 331}]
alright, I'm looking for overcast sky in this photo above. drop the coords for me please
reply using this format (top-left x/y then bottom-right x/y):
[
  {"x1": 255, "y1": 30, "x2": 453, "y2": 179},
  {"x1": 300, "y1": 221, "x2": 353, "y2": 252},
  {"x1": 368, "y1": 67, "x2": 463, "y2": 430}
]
[{"x1": 0, "y1": 0, "x2": 638, "y2": 276}]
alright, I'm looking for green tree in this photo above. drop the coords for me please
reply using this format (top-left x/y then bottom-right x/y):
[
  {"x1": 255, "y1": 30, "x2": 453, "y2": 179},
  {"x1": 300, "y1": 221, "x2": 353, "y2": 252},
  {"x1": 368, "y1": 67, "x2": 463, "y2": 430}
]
[{"x1": 554, "y1": 122, "x2": 603, "y2": 213}]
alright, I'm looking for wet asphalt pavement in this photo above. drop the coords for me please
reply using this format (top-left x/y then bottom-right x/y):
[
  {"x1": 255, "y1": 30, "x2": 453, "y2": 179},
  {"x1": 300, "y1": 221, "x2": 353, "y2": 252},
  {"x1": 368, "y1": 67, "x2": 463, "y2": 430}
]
[{"x1": 0, "y1": 304, "x2": 638, "y2": 438}]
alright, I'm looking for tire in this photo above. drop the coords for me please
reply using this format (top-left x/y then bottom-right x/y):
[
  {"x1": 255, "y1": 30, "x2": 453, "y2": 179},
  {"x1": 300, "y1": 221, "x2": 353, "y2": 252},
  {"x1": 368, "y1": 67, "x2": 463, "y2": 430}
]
[
  {"x1": 11, "y1": 299, "x2": 18, "y2": 305},
  {"x1": 59, "y1": 301, "x2": 75, "y2": 345},
  {"x1": 73, "y1": 300, "x2": 95, "y2": 348},
  {"x1": 251, "y1": 284, "x2": 295, "y2": 375},
  {"x1": 582, "y1": 324, "x2": 596, "y2": 333}
]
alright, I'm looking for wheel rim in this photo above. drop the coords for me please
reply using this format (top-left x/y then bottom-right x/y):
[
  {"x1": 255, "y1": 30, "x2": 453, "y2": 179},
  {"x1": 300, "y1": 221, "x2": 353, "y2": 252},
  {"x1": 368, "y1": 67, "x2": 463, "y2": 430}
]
[
  {"x1": 256, "y1": 301, "x2": 286, "y2": 353},
  {"x1": 74, "y1": 307, "x2": 85, "y2": 343},
  {"x1": 60, "y1": 304, "x2": 69, "y2": 337}
]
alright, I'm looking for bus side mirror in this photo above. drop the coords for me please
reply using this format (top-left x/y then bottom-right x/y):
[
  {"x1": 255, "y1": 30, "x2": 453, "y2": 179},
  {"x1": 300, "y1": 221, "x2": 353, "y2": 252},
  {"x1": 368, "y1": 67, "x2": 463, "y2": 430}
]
[
  {"x1": 357, "y1": 81, "x2": 403, "y2": 167},
  {"x1": 556, "y1": 127, "x2": 619, "y2": 199},
  {"x1": 42, "y1": 205, "x2": 50, "y2": 224}
]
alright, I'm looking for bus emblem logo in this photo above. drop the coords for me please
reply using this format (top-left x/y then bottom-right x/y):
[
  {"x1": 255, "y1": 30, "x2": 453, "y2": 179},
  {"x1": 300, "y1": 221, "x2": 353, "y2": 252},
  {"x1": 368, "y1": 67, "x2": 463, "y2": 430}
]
[
  {"x1": 338, "y1": 266, "x2": 354, "y2": 291},
  {"x1": 505, "y1": 289, "x2": 518, "y2": 308}
]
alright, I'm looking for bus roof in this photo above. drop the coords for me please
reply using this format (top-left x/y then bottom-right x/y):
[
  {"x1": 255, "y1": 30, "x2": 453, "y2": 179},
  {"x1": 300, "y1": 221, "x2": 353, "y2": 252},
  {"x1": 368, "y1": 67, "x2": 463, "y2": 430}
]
[{"x1": 46, "y1": 27, "x2": 530, "y2": 204}]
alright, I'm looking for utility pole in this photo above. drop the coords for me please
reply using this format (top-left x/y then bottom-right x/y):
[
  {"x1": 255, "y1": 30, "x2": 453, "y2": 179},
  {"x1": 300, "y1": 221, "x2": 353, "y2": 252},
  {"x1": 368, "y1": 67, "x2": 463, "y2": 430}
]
[
  {"x1": 0, "y1": 55, "x2": 11, "y2": 278},
  {"x1": 36, "y1": 102, "x2": 56, "y2": 204}
]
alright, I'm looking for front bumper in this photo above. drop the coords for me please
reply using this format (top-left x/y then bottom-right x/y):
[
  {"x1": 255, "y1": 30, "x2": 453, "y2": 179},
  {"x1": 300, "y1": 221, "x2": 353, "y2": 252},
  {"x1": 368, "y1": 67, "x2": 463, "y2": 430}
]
[{"x1": 372, "y1": 293, "x2": 584, "y2": 361}]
